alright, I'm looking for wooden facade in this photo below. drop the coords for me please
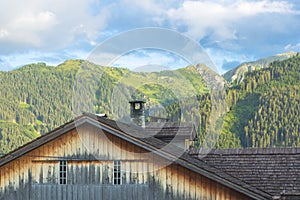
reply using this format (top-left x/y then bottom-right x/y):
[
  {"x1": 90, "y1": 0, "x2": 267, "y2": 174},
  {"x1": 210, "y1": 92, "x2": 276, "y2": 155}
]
[{"x1": 0, "y1": 115, "x2": 263, "y2": 200}]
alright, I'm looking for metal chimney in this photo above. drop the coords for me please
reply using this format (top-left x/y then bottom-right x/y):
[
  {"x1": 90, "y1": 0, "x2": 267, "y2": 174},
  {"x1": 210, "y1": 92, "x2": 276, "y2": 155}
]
[{"x1": 129, "y1": 100, "x2": 145, "y2": 128}]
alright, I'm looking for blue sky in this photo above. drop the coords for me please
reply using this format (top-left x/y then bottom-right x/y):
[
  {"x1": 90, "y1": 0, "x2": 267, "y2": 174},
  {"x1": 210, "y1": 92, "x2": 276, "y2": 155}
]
[{"x1": 0, "y1": 0, "x2": 299, "y2": 73}]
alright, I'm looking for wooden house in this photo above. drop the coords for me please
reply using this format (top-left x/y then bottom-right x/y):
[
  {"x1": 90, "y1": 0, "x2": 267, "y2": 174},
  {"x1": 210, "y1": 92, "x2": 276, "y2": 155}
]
[{"x1": 0, "y1": 111, "x2": 299, "y2": 199}]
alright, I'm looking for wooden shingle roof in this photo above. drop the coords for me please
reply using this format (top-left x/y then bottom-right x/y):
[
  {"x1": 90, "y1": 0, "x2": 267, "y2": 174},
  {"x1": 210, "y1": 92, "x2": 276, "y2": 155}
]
[
  {"x1": 145, "y1": 122, "x2": 196, "y2": 139},
  {"x1": 189, "y1": 148, "x2": 300, "y2": 198}
]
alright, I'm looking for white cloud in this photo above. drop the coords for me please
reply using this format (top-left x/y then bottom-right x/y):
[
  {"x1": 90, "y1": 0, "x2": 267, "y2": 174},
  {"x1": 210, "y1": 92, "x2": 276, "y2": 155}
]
[
  {"x1": 206, "y1": 47, "x2": 254, "y2": 74},
  {"x1": 0, "y1": 29, "x2": 9, "y2": 38},
  {"x1": 0, "y1": 48, "x2": 90, "y2": 71},
  {"x1": 0, "y1": 0, "x2": 299, "y2": 72},
  {"x1": 235, "y1": 0, "x2": 297, "y2": 15},
  {"x1": 13, "y1": 11, "x2": 56, "y2": 31},
  {"x1": 0, "y1": 0, "x2": 110, "y2": 51},
  {"x1": 3, "y1": 11, "x2": 57, "y2": 46},
  {"x1": 112, "y1": 49, "x2": 189, "y2": 70},
  {"x1": 284, "y1": 43, "x2": 300, "y2": 51},
  {"x1": 166, "y1": 0, "x2": 299, "y2": 40},
  {"x1": 121, "y1": 0, "x2": 163, "y2": 14}
]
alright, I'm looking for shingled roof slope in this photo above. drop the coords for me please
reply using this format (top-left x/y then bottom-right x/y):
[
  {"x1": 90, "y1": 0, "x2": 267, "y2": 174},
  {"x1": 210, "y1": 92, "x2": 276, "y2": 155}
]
[
  {"x1": 145, "y1": 121, "x2": 195, "y2": 139},
  {"x1": 189, "y1": 148, "x2": 300, "y2": 198}
]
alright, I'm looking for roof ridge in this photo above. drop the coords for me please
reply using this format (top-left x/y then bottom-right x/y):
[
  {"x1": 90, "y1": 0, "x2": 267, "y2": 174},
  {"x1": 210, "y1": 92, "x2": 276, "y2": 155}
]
[{"x1": 189, "y1": 147, "x2": 300, "y2": 155}]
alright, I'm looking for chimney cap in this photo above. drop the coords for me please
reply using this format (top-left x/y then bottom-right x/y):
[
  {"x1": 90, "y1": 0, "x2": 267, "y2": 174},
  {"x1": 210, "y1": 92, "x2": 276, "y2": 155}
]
[{"x1": 129, "y1": 100, "x2": 146, "y2": 104}]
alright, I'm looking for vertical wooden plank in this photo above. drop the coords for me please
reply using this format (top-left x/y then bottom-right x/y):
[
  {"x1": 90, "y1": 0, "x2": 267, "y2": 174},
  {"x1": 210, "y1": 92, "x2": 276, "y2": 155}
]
[
  {"x1": 83, "y1": 185, "x2": 89, "y2": 200},
  {"x1": 216, "y1": 182, "x2": 221, "y2": 200},
  {"x1": 85, "y1": 125, "x2": 91, "y2": 156},
  {"x1": 102, "y1": 131, "x2": 108, "y2": 160},
  {"x1": 96, "y1": 126, "x2": 101, "y2": 157},
  {"x1": 40, "y1": 185, "x2": 45, "y2": 200},
  {"x1": 137, "y1": 184, "x2": 142, "y2": 200},
  {"x1": 26, "y1": 166, "x2": 31, "y2": 200},
  {"x1": 145, "y1": 184, "x2": 150, "y2": 200},
  {"x1": 188, "y1": 171, "x2": 194, "y2": 200},
  {"x1": 225, "y1": 186, "x2": 231, "y2": 200},
  {"x1": 221, "y1": 185, "x2": 227, "y2": 200},
  {"x1": 79, "y1": 128, "x2": 84, "y2": 157},
  {"x1": 13, "y1": 160, "x2": 17, "y2": 190},
  {"x1": 132, "y1": 144, "x2": 138, "y2": 184},
  {"x1": 98, "y1": 128, "x2": 103, "y2": 159},
  {"x1": 121, "y1": 185, "x2": 126, "y2": 200},
  {"x1": 56, "y1": 136, "x2": 62, "y2": 158},
  {"x1": 0, "y1": 166, "x2": 3, "y2": 191},
  {"x1": 86, "y1": 126, "x2": 91, "y2": 156},
  {"x1": 178, "y1": 165, "x2": 185, "y2": 199},
  {"x1": 107, "y1": 133, "x2": 113, "y2": 161},
  {"x1": 97, "y1": 165, "x2": 102, "y2": 185},
  {"x1": 109, "y1": 161, "x2": 113, "y2": 185},
  {"x1": 31, "y1": 159, "x2": 36, "y2": 185},
  {"x1": 91, "y1": 125, "x2": 96, "y2": 154},
  {"x1": 0, "y1": 169, "x2": 2, "y2": 200},
  {"x1": 78, "y1": 185, "x2": 83, "y2": 200},
  {"x1": 77, "y1": 127, "x2": 84, "y2": 157},
  {"x1": 66, "y1": 130, "x2": 71, "y2": 158},
  {"x1": 142, "y1": 156, "x2": 148, "y2": 185},
  {"x1": 111, "y1": 186, "x2": 117, "y2": 200},
  {"x1": 57, "y1": 185, "x2": 62, "y2": 200},
  {"x1": 71, "y1": 185, "x2": 79, "y2": 200},
  {"x1": 134, "y1": 145, "x2": 141, "y2": 184},
  {"x1": 61, "y1": 185, "x2": 67, "y2": 200},
  {"x1": 134, "y1": 184, "x2": 138, "y2": 200},
  {"x1": 3, "y1": 165, "x2": 7, "y2": 188},
  {"x1": 45, "y1": 185, "x2": 50, "y2": 200},
  {"x1": 74, "y1": 129, "x2": 79, "y2": 156},
  {"x1": 184, "y1": 167, "x2": 189, "y2": 200},
  {"x1": 89, "y1": 185, "x2": 95, "y2": 200},
  {"x1": 123, "y1": 141, "x2": 130, "y2": 185},
  {"x1": 165, "y1": 165, "x2": 172, "y2": 200},
  {"x1": 113, "y1": 133, "x2": 119, "y2": 160},
  {"x1": 153, "y1": 156, "x2": 162, "y2": 200},
  {"x1": 8, "y1": 163, "x2": 12, "y2": 188},
  {"x1": 195, "y1": 173, "x2": 202, "y2": 200},
  {"x1": 202, "y1": 175, "x2": 208, "y2": 199},
  {"x1": 36, "y1": 185, "x2": 41, "y2": 200},
  {"x1": 70, "y1": 130, "x2": 76, "y2": 158},
  {"x1": 210, "y1": 179, "x2": 215, "y2": 200},
  {"x1": 105, "y1": 185, "x2": 112, "y2": 200},
  {"x1": 171, "y1": 164, "x2": 178, "y2": 199}
]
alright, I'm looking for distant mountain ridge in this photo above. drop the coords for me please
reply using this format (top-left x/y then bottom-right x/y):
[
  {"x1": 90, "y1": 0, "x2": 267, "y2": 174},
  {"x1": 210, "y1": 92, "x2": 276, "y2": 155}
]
[{"x1": 223, "y1": 51, "x2": 296, "y2": 84}]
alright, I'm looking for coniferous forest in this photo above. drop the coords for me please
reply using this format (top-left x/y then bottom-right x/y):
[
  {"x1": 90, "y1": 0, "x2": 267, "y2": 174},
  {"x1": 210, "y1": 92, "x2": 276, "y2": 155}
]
[{"x1": 0, "y1": 53, "x2": 300, "y2": 155}]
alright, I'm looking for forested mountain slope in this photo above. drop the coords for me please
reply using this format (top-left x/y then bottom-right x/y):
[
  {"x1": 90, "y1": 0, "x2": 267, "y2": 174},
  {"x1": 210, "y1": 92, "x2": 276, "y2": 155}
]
[
  {"x1": 0, "y1": 53, "x2": 300, "y2": 155},
  {"x1": 220, "y1": 53, "x2": 300, "y2": 148},
  {"x1": 0, "y1": 60, "x2": 209, "y2": 155},
  {"x1": 0, "y1": 60, "x2": 79, "y2": 154}
]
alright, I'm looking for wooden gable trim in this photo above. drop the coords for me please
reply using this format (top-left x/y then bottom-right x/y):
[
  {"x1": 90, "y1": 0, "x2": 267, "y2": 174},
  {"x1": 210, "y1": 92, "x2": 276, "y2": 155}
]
[{"x1": 0, "y1": 116, "x2": 87, "y2": 166}]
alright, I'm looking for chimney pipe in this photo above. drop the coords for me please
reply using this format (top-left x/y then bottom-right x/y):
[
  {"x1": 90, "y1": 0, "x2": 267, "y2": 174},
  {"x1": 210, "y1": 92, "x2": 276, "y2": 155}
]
[{"x1": 129, "y1": 100, "x2": 145, "y2": 128}]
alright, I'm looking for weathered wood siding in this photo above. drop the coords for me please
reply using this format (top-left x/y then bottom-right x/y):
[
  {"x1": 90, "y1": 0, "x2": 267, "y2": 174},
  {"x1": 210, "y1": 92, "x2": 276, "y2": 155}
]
[{"x1": 0, "y1": 123, "x2": 252, "y2": 200}]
